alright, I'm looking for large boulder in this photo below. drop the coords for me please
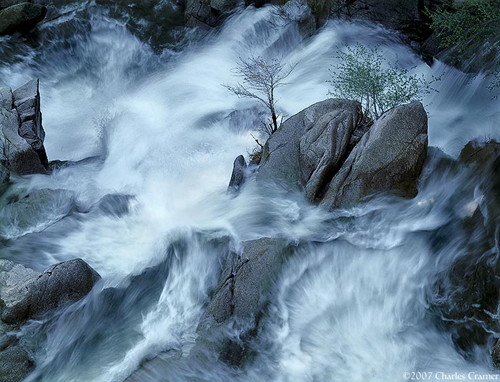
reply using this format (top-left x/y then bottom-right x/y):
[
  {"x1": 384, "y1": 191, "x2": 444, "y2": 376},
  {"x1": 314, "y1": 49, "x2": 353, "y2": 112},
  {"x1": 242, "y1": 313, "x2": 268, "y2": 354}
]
[
  {"x1": 0, "y1": 79, "x2": 48, "y2": 178},
  {"x1": 257, "y1": 99, "x2": 365, "y2": 197},
  {"x1": 0, "y1": 2, "x2": 47, "y2": 35},
  {"x1": 320, "y1": 101, "x2": 428, "y2": 208},
  {"x1": 0, "y1": 259, "x2": 101, "y2": 325}
]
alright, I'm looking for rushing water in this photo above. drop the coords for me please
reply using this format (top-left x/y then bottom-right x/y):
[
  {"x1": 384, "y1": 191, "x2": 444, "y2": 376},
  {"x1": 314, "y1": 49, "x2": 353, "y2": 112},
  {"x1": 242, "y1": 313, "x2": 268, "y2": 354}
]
[{"x1": 1, "y1": 2, "x2": 499, "y2": 382}]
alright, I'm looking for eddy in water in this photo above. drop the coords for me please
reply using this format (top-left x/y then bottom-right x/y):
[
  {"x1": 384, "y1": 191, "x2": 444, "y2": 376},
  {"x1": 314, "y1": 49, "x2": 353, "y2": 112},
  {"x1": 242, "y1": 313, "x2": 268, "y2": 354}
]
[{"x1": 0, "y1": 1, "x2": 499, "y2": 382}]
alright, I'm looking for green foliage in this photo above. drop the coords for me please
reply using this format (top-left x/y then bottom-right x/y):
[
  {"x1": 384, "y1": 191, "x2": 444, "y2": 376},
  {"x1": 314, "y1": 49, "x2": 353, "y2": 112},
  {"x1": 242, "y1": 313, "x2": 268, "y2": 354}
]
[
  {"x1": 328, "y1": 44, "x2": 438, "y2": 119},
  {"x1": 429, "y1": 0, "x2": 500, "y2": 61}
]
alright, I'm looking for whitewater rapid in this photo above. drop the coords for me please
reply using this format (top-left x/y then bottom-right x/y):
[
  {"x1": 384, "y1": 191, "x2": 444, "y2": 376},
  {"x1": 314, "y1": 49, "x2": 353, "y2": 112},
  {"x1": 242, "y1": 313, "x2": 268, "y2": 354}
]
[{"x1": 1, "y1": 2, "x2": 499, "y2": 382}]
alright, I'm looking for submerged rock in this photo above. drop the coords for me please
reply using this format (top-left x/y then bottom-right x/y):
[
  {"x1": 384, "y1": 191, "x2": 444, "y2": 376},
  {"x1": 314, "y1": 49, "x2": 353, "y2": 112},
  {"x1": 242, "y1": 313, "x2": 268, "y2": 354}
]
[
  {"x1": 0, "y1": 2, "x2": 47, "y2": 36},
  {"x1": 0, "y1": 189, "x2": 76, "y2": 239}
]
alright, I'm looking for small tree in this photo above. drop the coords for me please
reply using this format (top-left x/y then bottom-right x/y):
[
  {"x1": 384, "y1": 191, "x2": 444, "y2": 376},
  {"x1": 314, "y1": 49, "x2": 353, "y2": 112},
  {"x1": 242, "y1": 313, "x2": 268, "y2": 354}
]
[
  {"x1": 328, "y1": 44, "x2": 438, "y2": 119},
  {"x1": 225, "y1": 56, "x2": 296, "y2": 136}
]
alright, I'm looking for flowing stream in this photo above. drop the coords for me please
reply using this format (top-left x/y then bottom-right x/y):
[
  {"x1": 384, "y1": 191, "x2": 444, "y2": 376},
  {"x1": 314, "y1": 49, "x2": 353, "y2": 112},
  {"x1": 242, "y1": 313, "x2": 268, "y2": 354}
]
[{"x1": 1, "y1": 2, "x2": 499, "y2": 381}]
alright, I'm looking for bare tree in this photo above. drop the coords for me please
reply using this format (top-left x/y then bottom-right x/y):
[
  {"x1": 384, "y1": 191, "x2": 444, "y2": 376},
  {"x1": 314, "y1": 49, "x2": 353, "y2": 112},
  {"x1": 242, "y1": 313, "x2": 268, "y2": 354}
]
[{"x1": 225, "y1": 56, "x2": 296, "y2": 135}]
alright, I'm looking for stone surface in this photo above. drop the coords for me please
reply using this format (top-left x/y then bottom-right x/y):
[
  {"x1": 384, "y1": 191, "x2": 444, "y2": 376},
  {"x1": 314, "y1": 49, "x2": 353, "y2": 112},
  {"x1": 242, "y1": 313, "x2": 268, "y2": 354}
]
[
  {"x1": 207, "y1": 238, "x2": 291, "y2": 323},
  {"x1": 258, "y1": 99, "x2": 364, "y2": 196},
  {"x1": 0, "y1": 2, "x2": 47, "y2": 35},
  {"x1": 0, "y1": 87, "x2": 13, "y2": 110},
  {"x1": 13, "y1": 79, "x2": 46, "y2": 153},
  {"x1": 0, "y1": 260, "x2": 38, "y2": 324},
  {"x1": 227, "y1": 155, "x2": 247, "y2": 193},
  {"x1": 27, "y1": 259, "x2": 101, "y2": 319},
  {"x1": 0, "y1": 258, "x2": 101, "y2": 325},
  {"x1": 320, "y1": 101, "x2": 428, "y2": 208},
  {"x1": 0, "y1": 107, "x2": 46, "y2": 175},
  {"x1": 0, "y1": 79, "x2": 48, "y2": 177},
  {"x1": 0, "y1": 344, "x2": 33, "y2": 382}
]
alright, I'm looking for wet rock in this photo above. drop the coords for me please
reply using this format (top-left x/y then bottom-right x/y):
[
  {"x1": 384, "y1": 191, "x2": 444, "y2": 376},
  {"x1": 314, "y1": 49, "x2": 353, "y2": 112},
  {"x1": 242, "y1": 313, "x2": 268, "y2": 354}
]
[
  {"x1": 0, "y1": 344, "x2": 34, "y2": 382},
  {"x1": 0, "y1": 258, "x2": 101, "y2": 325},
  {"x1": 0, "y1": 2, "x2": 47, "y2": 35},
  {"x1": 0, "y1": 189, "x2": 76, "y2": 239},
  {"x1": 95, "y1": 194, "x2": 134, "y2": 218},
  {"x1": 227, "y1": 155, "x2": 247, "y2": 193},
  {"x1": 207, "y1": 238, "x2": 291, "y2": 323},
  {"x1": 321, "y1": 101, "x2": 428, "y2": 208},
  {"x1": 430, "y1": 140, "x2": 500, "y2": 362}
]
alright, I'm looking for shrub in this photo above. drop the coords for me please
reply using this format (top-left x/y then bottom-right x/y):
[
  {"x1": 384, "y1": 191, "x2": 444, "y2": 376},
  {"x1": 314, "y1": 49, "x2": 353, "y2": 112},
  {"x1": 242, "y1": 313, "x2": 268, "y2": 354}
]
[
  {"x1": 429, "y1": 0, "x2": 500, "y2": 62},
  {"x1": 328, "y1": 44, "x2": 438, "y2": 119}
]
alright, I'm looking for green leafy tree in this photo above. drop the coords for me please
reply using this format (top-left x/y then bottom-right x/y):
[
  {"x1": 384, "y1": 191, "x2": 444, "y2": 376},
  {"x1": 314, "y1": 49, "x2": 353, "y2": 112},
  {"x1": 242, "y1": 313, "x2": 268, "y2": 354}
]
[
  {"x1": 429, "y1": 0, "x2": 500, "y2": 62},
  {"x1": 328, "y1": 44, "x2": 438, "y2": 119}
]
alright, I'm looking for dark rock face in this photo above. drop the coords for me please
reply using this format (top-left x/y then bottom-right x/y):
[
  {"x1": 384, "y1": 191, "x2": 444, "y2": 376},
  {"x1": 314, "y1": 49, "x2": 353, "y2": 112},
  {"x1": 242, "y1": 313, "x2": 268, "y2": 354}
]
[
  {"x1": 227, "y1": 155, "x2": 247, "y2": 193},
  {"x1": 430, "y1": 140, "x2": 500, "y2": 362},
  {"x1": 321, "y1": 102, "x2": 428, "y2": 208},
  {"x1": 257, "y1": 99, "x2": 427, "y2": 209},
  {"x1": 184, "y1": 0, "x2": 239, "y2": 28},
  {"x1": 0, "y1": 259, "x2": 101, "y2": 324},
  {"x1": 0, "y1": 2, "x2": 47, "y2": 35},
  {"x1": 0, "y1": 79, "x2": 48, "y2": 177},
  {"x1": 0, "y1": 344, "x2": 34, "y2": 382}
]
